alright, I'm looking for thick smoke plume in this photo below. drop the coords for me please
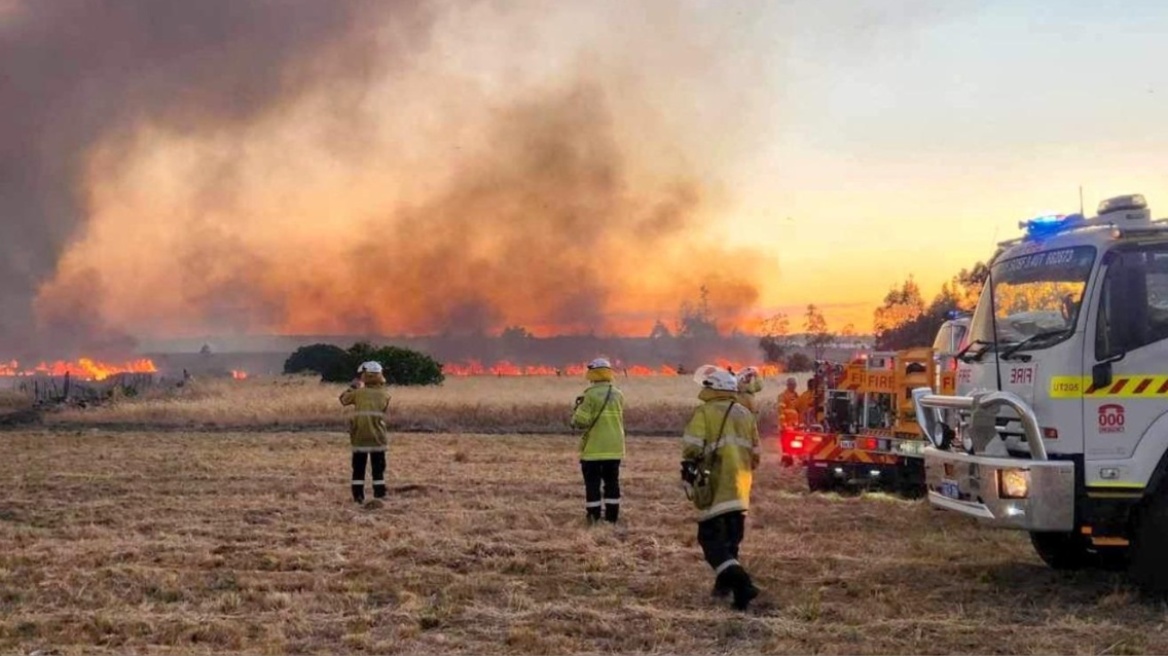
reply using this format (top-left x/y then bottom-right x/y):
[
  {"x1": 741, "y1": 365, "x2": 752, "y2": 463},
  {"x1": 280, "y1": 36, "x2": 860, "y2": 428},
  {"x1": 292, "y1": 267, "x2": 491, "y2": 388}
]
[{"x1": 3, "y1": 0, "x2": 781, "y2": 358}]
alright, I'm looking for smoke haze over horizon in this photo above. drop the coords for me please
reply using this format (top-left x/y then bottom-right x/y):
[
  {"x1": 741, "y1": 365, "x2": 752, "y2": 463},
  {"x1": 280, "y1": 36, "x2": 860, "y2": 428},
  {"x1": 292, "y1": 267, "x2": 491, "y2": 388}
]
[{"x1": 0, "y1": 0, "x2": 794, "y2": 359}]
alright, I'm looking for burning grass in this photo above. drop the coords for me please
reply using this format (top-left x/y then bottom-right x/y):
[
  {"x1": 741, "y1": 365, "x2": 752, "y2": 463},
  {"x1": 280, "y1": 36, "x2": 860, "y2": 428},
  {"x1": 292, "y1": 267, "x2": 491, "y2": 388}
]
[
  {"x1": 42, "y1": 375, "x2": 809, "y2": 435},
  {"x1": 1, "y1": 430, "x2": 1163, "y2": 655}
]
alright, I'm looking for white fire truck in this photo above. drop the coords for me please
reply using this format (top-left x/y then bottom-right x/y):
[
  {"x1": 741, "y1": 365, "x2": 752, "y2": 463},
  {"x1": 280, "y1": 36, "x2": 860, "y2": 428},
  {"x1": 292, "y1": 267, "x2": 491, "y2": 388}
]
[{"x1": 913, "y1": 194, "x2": 1168, "y2": 593}]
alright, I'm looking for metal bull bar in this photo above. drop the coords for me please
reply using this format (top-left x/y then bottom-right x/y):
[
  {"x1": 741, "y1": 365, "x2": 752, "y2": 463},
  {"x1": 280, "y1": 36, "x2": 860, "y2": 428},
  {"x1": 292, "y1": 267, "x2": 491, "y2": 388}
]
[{"x1": 911, "y1": 388, "x2": 1047, "y2": 460}]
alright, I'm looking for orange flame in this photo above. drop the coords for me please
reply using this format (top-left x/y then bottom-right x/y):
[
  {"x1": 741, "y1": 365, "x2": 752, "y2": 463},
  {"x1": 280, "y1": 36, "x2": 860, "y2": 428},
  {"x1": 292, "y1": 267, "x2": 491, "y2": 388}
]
[
  {"x1": 441, "y1": 360, "x2": 780, "y2": 377},
  {"x1": 231, "y1": 370, "x2": 249, "y2": 380},
  {"x1": 0, "y1": 358, "x2": 157, "y2": 381}
]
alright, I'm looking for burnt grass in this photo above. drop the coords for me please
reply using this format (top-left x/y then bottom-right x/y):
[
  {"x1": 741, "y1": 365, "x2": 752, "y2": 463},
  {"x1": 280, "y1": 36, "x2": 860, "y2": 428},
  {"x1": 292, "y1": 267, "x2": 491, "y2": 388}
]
[{"x1": 1, "y1": 430, "x2": 1165, "y2": 655}]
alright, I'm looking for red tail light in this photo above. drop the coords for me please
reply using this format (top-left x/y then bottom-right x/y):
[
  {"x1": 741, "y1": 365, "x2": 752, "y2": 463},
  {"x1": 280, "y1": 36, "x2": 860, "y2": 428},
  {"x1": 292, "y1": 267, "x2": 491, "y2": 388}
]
[{"x1": 1042, "y1": 427, "x2": 1059, "y2": 440}]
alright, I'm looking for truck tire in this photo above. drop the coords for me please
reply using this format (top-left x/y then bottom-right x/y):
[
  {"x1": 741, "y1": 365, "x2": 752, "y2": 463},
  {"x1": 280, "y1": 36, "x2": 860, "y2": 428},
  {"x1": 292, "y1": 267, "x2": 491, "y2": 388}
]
[
  {"x1": 1029, "y1": 531, "x2": 1093, "y2": 570},
  {"x1": 807, "y1": 468, "x2": 834, "y2": 493},
  {"x1": 1129, "y1": 490, "x2": 1168, "y2": 596}
]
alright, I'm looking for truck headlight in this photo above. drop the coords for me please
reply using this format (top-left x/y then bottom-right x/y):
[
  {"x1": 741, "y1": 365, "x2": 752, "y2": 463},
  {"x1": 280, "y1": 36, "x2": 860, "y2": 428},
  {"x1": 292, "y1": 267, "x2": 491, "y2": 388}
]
[
  {"x1": 998, "y1": 469, "x2": 1030, "y2": 499},
  {"x1": 897, "y1": 440, "x2": 924, "y2": 456}
]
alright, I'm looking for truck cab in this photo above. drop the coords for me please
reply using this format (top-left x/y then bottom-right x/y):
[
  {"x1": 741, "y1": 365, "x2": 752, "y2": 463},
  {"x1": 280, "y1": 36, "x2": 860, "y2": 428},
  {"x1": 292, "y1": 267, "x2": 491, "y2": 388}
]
[{"x1": 913, "y1": 194, "x2": 1168, "y2": 592}]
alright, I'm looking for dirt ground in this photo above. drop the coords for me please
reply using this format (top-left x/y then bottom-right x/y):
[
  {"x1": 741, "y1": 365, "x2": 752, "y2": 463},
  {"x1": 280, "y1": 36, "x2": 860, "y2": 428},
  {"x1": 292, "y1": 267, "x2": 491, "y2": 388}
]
[{"x1": 1, "y1": 430, "x2": 1164, "y2": 655}]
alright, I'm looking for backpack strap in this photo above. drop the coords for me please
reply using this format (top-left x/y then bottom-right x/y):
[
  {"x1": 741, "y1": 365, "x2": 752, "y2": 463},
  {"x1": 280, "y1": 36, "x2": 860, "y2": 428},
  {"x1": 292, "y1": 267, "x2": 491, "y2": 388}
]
[{"x1": 702, "y1": 400, "x2": 737, "y2": 464}]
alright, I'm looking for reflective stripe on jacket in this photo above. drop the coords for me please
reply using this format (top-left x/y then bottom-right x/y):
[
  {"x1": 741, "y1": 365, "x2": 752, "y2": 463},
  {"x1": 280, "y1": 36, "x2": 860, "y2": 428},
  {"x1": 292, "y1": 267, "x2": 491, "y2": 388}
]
[
  {"x1": 340, "y1": 386, "x2": 391, "y2": 451},
  {"x1": 682, "y1": 389, "x2": 761, "y2": 520},
  {"x1": 571, "y1": 383, "x2": 626, "y2": 461}
]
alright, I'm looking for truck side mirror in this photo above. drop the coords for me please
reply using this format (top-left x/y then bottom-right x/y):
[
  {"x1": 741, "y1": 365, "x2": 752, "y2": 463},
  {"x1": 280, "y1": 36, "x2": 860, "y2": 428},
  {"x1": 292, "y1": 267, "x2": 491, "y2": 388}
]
[{"x1": 1092, "y1": 361, "x2": 1113, "y2": 390}]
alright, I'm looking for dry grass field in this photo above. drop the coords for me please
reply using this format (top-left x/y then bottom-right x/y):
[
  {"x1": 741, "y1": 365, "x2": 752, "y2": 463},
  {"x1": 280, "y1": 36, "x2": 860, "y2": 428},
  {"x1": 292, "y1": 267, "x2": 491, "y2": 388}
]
[
  {"x1": 2, "y1": 426, "x2": 1165, "y2": 655},
  {"x1": 38, "y1": 375, "x2": 811, "y2": 435}
]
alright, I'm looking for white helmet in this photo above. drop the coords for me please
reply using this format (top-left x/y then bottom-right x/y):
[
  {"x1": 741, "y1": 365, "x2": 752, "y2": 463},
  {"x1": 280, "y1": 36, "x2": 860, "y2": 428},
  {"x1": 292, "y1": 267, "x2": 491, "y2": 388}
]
[
  {"x1": 587, "y1": 358, "x2": 612, "y2": 370},
  {"x1": 703, "y1": 370, "x2": 739, "y2": 392},
  {"x1": 691, "y1": 363, "x2": 723, "y2": 385},
  {"x1": 357, "y1": 361, "x2": 383, "y2": 374},
  {"x1": 736, "y1": 366, "x2": 759, "y2": 384}
]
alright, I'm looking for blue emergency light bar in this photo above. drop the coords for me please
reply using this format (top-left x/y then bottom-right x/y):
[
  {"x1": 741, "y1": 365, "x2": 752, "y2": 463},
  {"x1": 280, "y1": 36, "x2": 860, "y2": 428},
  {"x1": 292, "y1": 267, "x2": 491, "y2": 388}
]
[
  {"x1": 1018, "y1": 212, "x2": 1087, "y2": 239},
  {"x1": 1019, "y1": 213, "x2": 1066, "y2": 238}
]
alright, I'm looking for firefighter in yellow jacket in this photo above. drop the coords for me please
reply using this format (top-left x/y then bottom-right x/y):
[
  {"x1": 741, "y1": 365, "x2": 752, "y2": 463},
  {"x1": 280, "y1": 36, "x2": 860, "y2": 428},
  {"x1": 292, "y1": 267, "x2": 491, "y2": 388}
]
[
  {"x1": 339, "y1": 361, "x2": 391, "y2": 504},
  {"x1": 777, "y1": 376, "x2": 800, "y2": 428},
  {"x1": 736, "y1": 366, "x2": 763, "y2": 416},
  {"x1": 681, "y1": 369, "x2": 762, "y2": 610},
  {"x1": 571, "y1": 358, "x2": 626, "y2": 524}
]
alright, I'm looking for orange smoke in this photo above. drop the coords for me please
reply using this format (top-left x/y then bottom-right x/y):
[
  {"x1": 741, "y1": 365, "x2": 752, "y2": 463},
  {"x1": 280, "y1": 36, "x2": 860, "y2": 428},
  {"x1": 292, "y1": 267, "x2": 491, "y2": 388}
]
[
  {"x1": 36, "y1": 50, "x2": 777, "y2": 341},
  {"x1": 0, "y1": 358, "x2": 157, "y2": 381}
]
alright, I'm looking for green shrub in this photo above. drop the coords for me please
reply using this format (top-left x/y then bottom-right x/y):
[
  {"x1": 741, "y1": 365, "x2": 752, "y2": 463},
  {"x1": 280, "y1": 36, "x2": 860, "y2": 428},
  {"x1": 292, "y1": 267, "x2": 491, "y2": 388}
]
[{"x1": 284, "y1": 342, "x2": 445, "y2": 386}]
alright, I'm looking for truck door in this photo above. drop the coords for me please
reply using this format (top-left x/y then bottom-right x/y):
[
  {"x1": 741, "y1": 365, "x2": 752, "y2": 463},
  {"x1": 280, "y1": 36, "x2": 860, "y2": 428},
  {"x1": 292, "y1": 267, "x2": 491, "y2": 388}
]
[{"x1": 1084, "y1": 243, "x2": 1168, "y2": 478}]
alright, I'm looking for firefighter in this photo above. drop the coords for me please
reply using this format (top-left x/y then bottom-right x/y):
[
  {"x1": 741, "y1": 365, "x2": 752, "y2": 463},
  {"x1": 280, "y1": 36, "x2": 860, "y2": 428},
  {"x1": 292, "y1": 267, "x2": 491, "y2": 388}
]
[
  {"x1": 681, "y1": 369, "x2": 762, "y2": 611},
  {"x1": 339, "y1": 361, "x2": 392, "y2": 504},
  {"x1": 778, "y1": 376, "x2": 800, "y2": 428},
  {"x1": 571, "y1": 358, "x2": 626, "y2": 524},
  {"x1": 736, "y1": 367, "x2": 763, "y2": 416},
  {"x1": 793, "y1": 377, "x2": 822, "y2": 426}
]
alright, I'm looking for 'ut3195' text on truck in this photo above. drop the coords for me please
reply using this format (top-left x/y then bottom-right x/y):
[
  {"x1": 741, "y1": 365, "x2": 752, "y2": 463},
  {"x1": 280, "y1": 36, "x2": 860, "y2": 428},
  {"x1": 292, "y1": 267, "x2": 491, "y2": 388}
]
[{"x1": 913, "y1": 194, "x2": 1168, "y2": 593}]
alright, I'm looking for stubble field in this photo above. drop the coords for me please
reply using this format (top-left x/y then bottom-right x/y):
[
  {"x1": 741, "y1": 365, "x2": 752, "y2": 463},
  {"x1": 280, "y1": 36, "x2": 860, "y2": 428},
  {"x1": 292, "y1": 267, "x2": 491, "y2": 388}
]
[{"x1": 1, "y1": 377, "x2": 1165, "y2": 654}]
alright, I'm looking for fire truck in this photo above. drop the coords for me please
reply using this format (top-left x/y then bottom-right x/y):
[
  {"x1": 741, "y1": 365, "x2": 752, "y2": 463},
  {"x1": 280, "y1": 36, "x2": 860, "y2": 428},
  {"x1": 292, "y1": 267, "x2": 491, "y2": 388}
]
[
  {"x1": 778, "y1": 317, "x2": 968, "y2": 494},
  {"x1": 913, "y1": 194, "x2": 1168, "y2": 593}
]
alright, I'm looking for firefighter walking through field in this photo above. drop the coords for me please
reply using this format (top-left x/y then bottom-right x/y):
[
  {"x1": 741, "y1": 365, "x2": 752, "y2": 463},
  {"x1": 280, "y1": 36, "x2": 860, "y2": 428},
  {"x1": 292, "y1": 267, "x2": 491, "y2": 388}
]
[
  {"x1": 681, "y1": 368, "x2": 762, "y2": 610},
  {"x1": 571, "y1": 358, "x2": 626, "y2": 525},
  {"x1": 339, "y1": 361, "x2": 392, "y2": 504}
]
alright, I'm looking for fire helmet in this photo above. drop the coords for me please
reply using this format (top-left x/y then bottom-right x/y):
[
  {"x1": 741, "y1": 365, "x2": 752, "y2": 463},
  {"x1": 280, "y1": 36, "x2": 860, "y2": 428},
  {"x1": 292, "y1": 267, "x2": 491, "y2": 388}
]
[
  {"x1": 691, "y1": 363, "x2": 723, "y2": 385},
  {"x1": 703, "y1": 370, "x2": 739, "y2": 392},
  {"x1": 736, "y1": 366, "x2": 759, "y2": 384},
  {"x1": 587, "y1": 358, "x2": 612, "y2": 370},
  {"x1": 357, "y1": 361, "x2": 383, "y2": 374}
]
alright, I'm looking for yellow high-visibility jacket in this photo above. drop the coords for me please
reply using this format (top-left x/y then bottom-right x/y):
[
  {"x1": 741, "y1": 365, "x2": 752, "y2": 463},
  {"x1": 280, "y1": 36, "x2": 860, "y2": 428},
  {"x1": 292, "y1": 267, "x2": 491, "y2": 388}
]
[
  {"x1": 796, "y1": 390, "x2": 821, "y2": 424},
  {"x1": 778, "y1": 389, "x2": 800, "y2": 428},
  {"x1": 682, "y1": 388, "x2": 761, "y2": 520},
  {"x1": 571, "y1": 382, "x2": 626, "y2": 461},
  {"x1": 737, "y1": 378, "x2": 762, "y2": 415},
  {"x1": 339, "y1": 385, "x2": 391, "y2": 452}
]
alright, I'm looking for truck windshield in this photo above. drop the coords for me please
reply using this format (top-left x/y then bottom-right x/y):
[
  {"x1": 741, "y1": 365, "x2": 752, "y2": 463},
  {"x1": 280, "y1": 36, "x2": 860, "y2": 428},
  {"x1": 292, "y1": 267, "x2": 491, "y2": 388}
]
[{"x1": 970, "y1": 245, "x2": 1097, "y2": 351}]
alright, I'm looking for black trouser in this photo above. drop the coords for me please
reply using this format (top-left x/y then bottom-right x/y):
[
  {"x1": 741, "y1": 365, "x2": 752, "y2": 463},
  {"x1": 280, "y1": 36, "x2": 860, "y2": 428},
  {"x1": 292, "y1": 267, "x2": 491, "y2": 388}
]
[
  {"x1": 351, "y1": 451, "x2": 387, "y2": 502},
  {"x1": 581, "y1": 459, "x2": 621, "y2": 523},
  {"x1": 698, "y1": 511, "x2": 746, "y2": 571},
  {"x1": 698, "y1": 510, "x2": 758, "y2": 609}
]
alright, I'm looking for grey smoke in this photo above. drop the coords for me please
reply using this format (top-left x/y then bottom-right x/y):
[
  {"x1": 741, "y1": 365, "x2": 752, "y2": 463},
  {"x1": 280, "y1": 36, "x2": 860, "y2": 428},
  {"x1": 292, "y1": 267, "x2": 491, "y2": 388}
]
[{"x1": 0, "y1": 0, "x2": 426, "y2": 358}]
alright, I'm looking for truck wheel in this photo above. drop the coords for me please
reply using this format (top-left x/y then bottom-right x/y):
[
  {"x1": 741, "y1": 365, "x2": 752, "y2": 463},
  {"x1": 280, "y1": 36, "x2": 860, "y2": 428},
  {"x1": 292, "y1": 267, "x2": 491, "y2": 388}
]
[
  {"x1": 1095, "y1": 547, "x2": 1130, "y2": 572},
  {"x1": 1129, "y1": 490, "x2": 1168, "y2": 596},
  {"x1": 807, "y1": 468, "x2": 834, "y2": 493},
  {"x1": 1029, "y1": 531, "x2": 1093, "y2": 570}
]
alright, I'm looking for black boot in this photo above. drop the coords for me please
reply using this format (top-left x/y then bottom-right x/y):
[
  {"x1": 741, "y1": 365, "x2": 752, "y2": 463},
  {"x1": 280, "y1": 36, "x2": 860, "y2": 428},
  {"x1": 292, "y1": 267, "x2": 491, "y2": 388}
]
[
  {"x1": 604, "y1": 502, "x2": 620, "y2": 524},
  {"x1": 351, "y1": 484, "x2": 365, "y2": 504},
  {"x1": 712, "y1": 570, "x2": 733, "y2": 599},
  {"x1": 728, "y1": 566, "x2": 760, "y2": 611},
  {"x1": 373, "y1": 484, "x2": 387, "y2": 499}
]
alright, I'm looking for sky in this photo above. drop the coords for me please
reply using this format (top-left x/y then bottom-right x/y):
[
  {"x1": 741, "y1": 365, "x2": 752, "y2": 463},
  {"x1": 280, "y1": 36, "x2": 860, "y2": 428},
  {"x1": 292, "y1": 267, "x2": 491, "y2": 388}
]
[{"x1": 723, "y1": 0, "x2": 1168, "y2": 329}]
